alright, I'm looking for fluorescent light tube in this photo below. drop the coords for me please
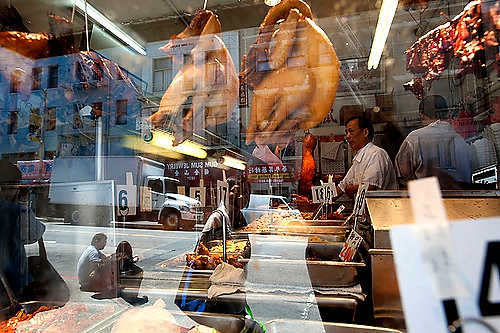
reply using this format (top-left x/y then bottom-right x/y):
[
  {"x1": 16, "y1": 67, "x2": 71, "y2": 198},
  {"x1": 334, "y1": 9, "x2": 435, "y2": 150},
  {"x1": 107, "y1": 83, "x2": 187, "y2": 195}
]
[
  {"x1": 150, "y1": 130, "x2": 207, "y2": 159},
  {"x1": 265, "y1": 0, "x2": 281, "y2": 6},
  {"x1": 74, "y1": 0, "x2": 146, "y2": 55},
  {"x1": 222, "y1": 156, "x2": 246, "y2": 170},
  {"x1": 368, "y1": 0, "x2": 398, "y2": 70}
]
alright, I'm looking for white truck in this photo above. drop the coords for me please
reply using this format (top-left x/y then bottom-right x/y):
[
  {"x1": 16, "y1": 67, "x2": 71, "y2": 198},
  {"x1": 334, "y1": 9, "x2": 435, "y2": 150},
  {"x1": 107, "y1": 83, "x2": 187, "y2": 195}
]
[{"x1": 48, "y1": 156, "x2": 202, "y2": 229}]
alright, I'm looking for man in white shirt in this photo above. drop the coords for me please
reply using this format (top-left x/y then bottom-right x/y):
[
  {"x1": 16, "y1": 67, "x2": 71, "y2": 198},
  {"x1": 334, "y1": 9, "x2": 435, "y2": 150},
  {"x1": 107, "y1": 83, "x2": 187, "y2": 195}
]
[
  {"x1": 395, "y1": 95, "x2": 472, "y2": 187},
  {"x1": 77, "y1": 233, "x2": 115, "y2": 292},
  {"x1": 337, "y1": 116, "x2": 398, "y2": 198}
]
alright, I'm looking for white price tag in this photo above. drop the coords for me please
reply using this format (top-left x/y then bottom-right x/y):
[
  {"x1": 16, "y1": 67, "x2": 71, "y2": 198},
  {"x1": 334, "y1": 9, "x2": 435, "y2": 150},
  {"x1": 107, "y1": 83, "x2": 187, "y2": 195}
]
[
  {"x1": 335, "y1": 204, "x2": 345, "y2": 215},
  {"x1": 339, "y1": 230, "x2": 363, "y2": 262},
  {"x1": 116, "y1": 185, "x2": 137, "y2": 216},
  {"x1": 391, "y1": 218, "x2": 500, "y2": 333},
  {"x1": 311, "y1": 186, "x2": 324, "y2": 203},
  {"x1": 190, "y1": 186, "x2": 206, "y2": 207},
  {"x1": 352, "y1": 183, "x2": 369, "y2": 217},
  {"x1": 217, "y1": 180, "x2": 229, "y2": 208},
  {"x1": 323, "y1": 183, "x2": 337, "y2": 204}
]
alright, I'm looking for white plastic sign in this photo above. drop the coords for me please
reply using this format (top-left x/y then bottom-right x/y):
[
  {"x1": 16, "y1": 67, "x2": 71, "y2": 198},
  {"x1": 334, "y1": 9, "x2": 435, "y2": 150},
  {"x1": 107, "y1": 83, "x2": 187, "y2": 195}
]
[
  {"x1": 311, "y1": 186, "x2": 323, "y2": 203},
  {"x1": 352, "y1": 182, "x2": 369, "y2": 217},
  {"x1": 217, "y1": 180, "x2": 229, "y2": 208},
  {"x1": 408, "y1": 177, "x2": 468, "y2": 300},
  {"x1": 190, "y1": 186, "x2": 206, "y2": 207},
  {"x1": 339, "y1": 230, "x2": 363, "y2": 262},
  {"x1": 391, "y1": 218, "x2": 500, "y2": 333},
  {"x1": 324, "y1": 183, "x2": 337, "y2": 204},
  {"x1": 116, "y1": 185, "x2": 137, "y2": 216},
  {"x1": 311, "y1": 184, "x2": 337, "y2": 204}
]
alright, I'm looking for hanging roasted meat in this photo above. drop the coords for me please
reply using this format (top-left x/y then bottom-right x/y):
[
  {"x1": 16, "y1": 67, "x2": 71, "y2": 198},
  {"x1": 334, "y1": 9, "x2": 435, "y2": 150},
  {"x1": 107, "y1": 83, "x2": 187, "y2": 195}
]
[
  {"x1": 148, "y1": 10, "x2": 238, "y2": 145},
  {"x1": 404, "y1": 0, "x2": 500, "y2": 99},
  {"x1": 242, "y1": 0, "x2": 340, "y2": 145},
  {"x1": 298, "y1": 132, "x2": 317, "y2": 198}
]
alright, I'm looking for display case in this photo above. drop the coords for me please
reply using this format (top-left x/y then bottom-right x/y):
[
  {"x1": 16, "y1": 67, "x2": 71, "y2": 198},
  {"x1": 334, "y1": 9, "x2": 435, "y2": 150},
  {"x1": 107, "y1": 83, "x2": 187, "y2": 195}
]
[{"x1": 0, "y1": 0, "x2": 499, "y2": 331}]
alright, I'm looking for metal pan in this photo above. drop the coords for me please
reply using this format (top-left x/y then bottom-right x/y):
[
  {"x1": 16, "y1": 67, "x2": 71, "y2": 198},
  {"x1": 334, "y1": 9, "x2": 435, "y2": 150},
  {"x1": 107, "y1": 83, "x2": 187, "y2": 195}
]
[
  {"x1": 241, "y1": 258, "x2": 365, "y2": 288},
  {"x1": 265, "y1": 319, "x2": 403, "y2": 333},
  {"x1": 88, "y1": 310, "x2": 246, "y2": 333}
]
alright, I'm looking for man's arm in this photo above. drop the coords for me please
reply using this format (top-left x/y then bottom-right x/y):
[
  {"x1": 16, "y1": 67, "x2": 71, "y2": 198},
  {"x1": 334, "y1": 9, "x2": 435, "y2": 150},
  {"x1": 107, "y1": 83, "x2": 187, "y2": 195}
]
[{"x1": 338, "y1": 184, "x2": 378, "y2": 198}]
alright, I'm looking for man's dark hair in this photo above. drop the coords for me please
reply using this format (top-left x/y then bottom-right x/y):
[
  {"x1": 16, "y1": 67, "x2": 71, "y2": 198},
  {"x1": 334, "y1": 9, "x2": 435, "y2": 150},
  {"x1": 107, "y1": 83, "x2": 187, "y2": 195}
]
[
  {"x1": 91, "y1": 233, "x2": 107, "y2": 246},
  {"x1": 419, "y1": 95, "x2": 448, "y2": 120},
  {"x1": 345, "y1": 115, "x2": 374, "y2": 141}
]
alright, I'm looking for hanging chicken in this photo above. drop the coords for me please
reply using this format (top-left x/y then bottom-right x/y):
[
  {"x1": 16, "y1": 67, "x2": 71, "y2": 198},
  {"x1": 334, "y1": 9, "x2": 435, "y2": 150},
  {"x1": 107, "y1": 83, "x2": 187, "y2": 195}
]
[
  {"x1": 148, "y1": 10, "x2": 239, "y2": 145},
  {"x1": 242, "y1": 0, "x2": 340, "y2": 145}
]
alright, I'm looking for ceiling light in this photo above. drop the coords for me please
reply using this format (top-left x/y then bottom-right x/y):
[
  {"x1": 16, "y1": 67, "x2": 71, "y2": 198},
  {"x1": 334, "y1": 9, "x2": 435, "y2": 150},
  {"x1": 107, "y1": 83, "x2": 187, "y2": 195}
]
[
  {"x1": 265, "y1": 0, "x2": 281, "y2": 6},
  {"x1": 367, "y1": 0, "x2": 398, "y2": 70},
  {"x1": 74, "y1": 0, "x2": 146, "y2": 55},
  {"x1": 222, "y1": 155, "x2": 246, "y2": 170},
  {"x1": 150, "y1": 130, "x2": 207, "y2": 159}
]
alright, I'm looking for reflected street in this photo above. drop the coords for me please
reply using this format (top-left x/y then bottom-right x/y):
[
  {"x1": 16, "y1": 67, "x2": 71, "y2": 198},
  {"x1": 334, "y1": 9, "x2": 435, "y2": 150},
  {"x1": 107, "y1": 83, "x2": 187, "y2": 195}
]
[{"x1": 25, "y1": 221, "x2": 200, "y2": 310}]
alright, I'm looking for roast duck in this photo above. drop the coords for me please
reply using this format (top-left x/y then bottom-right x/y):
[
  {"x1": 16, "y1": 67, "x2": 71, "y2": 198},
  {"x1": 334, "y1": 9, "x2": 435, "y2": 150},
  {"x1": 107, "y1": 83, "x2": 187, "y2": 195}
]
[
  {"x1": 404, "y1": 0, "x2": 500, "y2": 99},
  {"x1": 298, "y1": 132, "x2": 317, "y2": 198},
  {"x1": 242, "y1": 0, "x2": 340, "y2": 145},
  {"x1": 148, "y1": 10, "x2": 238, "y2": 145}
]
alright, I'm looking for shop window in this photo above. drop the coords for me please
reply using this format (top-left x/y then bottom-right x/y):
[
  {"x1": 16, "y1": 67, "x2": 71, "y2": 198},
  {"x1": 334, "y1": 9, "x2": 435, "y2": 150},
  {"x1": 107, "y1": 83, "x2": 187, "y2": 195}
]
[
  {"x1": 116, "y1": 100, "x2": 127, "y2": 125},
  {"x1": 75, "y1": 62, "x2": 85, "y2": 82},
  {"x1": 206, "y1": 53, "x2": 226, "y2": 86},
  {"x1": 29, "y1": 108, "x2": 41, "y2": 135},
  {"x1": 7, "y1": 111, "x2": 18, "y2": 134},
  {"x1": 10, "y1": 71, "x2": 21, "y2": 93},
  {"x1": 45, "y1": 107, "x2": 56, "y2": 131},
  {"x1": 73, "y1": 104, "x2": 83, "y2": 129},
  {"x1": 183, "y1": 54, "x2": 193, "y2": 91},
  {"x1": 32, "y1": 67, "x2": 42, "y2": 90},
  {"x1": 47, "y1": 65, "x2": 58, "y2": 88},
  {"x1": 152, "y1": 57, "x2": 173, "y2": 93}
]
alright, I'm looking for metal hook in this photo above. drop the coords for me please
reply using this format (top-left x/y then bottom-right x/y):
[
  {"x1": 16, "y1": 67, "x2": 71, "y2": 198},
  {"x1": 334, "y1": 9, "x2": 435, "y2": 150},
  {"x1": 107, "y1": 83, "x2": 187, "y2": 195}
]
[
  {"x1": 449, "y1": 318, "x2": 498, "y2": 333},
  {"x1": 203, "y1": 0, "x2": 207, "y2": 10}
]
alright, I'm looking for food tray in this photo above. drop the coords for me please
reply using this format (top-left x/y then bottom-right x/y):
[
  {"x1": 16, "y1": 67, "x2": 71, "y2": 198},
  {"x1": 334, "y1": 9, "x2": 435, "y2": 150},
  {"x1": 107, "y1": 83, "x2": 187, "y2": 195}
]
[
  {"x1": 88, "y1": 310, "x2": 246, "y2": 333},
  {"x1": 233, "y1": 231, "x2": 346, "y2": 242},
  {"x1": 242, "y1": 258, "x2": 364, "y2": 288},
  {"x1": 265, "y1": 319, "x2": 403, "y2": 333},
  {"x1": 283, "y1": 219, "x2": 346, "y2": 226},
  {"x1": 269, "y1": 225, "x2": 349, "y2": 235}
]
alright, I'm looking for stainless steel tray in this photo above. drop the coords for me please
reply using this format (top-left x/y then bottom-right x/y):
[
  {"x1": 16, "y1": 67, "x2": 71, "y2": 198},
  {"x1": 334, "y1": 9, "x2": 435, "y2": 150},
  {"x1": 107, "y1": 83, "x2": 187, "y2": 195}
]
[
  {"x1": 241, "y1": 258, "x2": 364, "y2": 288},
  {"x1": 265, "y1": 319, "x2": 403, "y2": 333},
  {"x1": 89, "y1": 310, "x2": 246, "y2": 333}
]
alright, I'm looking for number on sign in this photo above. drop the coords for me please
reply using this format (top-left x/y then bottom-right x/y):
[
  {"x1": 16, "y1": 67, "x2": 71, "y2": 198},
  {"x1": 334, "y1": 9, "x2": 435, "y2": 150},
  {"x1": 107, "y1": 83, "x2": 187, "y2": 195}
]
[{"x1": 479, "y1": 241, "x2": 500, "y2": 317}]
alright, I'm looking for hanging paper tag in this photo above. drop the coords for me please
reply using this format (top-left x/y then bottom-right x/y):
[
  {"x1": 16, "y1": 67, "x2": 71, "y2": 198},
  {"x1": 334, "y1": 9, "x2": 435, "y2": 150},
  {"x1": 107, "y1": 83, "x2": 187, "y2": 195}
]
[
  {"x1": 217, "y1": 180, "x2": 229, "y2": 208},
  {"x1": 352, "y1": 183, "x2": 369, "y2": 217}
]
